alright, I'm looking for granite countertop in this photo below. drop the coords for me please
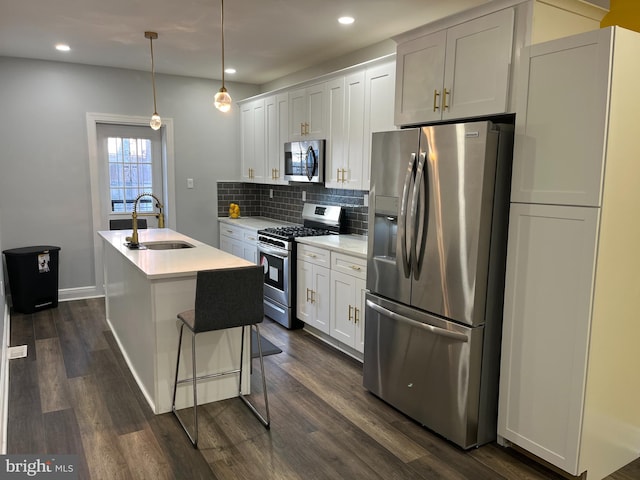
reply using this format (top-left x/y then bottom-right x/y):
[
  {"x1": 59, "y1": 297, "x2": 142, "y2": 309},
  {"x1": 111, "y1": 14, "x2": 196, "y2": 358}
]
[
  {"x1": 218, "y1": 216, "x2": 295, "y2": 231},
  {"x1": 295, "y1": 234, "x2": 368, "y2": 259},
  {"x1": 98, "y1": 228, "x2": 253, "y2": 279}
]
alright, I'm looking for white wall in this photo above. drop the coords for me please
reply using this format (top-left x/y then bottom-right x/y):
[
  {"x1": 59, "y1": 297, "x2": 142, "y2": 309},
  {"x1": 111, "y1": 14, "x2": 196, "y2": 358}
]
[{"x1": 0, "y1": 57, "x2": 259, "y2": 291}]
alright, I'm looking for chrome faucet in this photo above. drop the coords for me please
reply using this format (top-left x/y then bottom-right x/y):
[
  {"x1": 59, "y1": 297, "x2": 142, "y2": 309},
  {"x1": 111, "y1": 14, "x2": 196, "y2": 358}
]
[{"x1": 125, "y1": 192, "x2": 165, "y2": 247}]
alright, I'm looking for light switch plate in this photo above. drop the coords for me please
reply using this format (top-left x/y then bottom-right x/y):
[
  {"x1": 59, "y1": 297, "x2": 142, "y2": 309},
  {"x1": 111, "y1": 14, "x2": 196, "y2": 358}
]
[
  {"x1": 187, "y1": 178, "x2": 194, "y2": 189},
  {"x1": 302, "y1": 191, "x2": 306, "y2": 201}
]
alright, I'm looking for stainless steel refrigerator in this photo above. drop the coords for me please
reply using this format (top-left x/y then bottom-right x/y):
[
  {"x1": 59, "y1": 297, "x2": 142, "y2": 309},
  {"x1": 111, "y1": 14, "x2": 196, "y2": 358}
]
[{"x1": 363, "y1": 120, "x2": 513, "y2": 449}]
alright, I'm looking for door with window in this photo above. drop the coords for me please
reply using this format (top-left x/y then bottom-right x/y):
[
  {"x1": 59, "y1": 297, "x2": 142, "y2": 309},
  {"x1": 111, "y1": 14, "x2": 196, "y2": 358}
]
[{"x1": 96, "y1": 124, "x2": 164, "y2": 229}]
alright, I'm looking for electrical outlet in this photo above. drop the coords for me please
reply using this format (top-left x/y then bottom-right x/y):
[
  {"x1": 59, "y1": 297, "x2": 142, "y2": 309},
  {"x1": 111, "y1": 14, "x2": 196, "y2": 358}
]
[
  {"x1": 270, "y1": 189, "x2": 273, "y2": 198},
  {"x1": 302, "y1": 191, "x2": 306, "y2": 202},
  {"x1": 187, "y1": 178, "x2": 194, "y2": 189}
]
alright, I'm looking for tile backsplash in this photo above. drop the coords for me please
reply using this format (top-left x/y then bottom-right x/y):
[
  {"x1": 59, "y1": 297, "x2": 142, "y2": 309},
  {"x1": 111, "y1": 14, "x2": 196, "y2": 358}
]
[{"x1": 217, "y1": 182, "x2": 368, "y2": 235}]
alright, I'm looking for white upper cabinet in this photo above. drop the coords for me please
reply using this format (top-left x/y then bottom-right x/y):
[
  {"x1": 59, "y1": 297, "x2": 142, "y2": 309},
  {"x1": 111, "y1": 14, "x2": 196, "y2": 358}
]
[
  {"x1": 265, "y1": 93, "x2": 288, "y2": 184},
  {"x1": 289, "y1": 82, "x2": 327, "y2": 141},
  {"x1": 510, "y1": 30, "x2": 610, "y2": 206},
  {"x1": 395, "y1": 9, "x2": 514, "y2": 126},
  {"x1": 240, "y1": 98, "x2": 266, "y2": 182},
  {"x1": 326, "y1": 59, "x2": 396, "y2": 190}
]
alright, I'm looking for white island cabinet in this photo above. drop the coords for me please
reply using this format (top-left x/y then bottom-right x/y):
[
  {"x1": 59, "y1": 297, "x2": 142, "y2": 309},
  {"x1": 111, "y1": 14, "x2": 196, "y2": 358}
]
[
  {"x1": 99, "y1": 228, "x2": 254, "y2": 414},
  {"x1": 498, "y1": 27, "x2": 640, "y2": 480}
]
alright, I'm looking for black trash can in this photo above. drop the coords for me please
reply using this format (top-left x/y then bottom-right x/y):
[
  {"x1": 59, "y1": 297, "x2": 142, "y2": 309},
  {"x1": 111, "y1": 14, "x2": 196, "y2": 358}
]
[{"x1": 3, "y1": 245, "x2": 61, "y2": 314}]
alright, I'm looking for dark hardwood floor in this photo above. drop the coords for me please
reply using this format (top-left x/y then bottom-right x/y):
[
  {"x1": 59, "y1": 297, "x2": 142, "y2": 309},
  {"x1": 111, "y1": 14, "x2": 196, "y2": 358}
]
[{"x1": 7, "y1": 298, "x2": 640, "y2": 479}]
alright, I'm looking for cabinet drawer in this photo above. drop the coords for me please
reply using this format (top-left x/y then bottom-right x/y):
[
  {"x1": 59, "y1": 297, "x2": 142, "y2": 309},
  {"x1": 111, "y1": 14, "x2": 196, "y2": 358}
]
[
  {"x1": 219, "y1": 223, "x2": 244, "y2": 241},
  {"x1": 243, "y1": 230, "x2": 259, "y2": 245},
  {"x1": 297, "y1": 244, "x2": 330, "y2": 267},
  {"x1": 331, "y1": 252, "x2": 366, "y2": 280}
]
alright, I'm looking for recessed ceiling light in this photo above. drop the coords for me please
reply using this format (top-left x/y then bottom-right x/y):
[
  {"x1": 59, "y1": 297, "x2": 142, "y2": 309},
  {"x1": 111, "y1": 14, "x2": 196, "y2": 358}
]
[
  {"x1": 55, "y1": 44, "x2": 71, "y2": 52},
  {"x1": 338, "y1": 16, "x2": 355, "y2": 25},
  {"x1": 225, "y1": 68, "x2": 236, "y2": 74}
]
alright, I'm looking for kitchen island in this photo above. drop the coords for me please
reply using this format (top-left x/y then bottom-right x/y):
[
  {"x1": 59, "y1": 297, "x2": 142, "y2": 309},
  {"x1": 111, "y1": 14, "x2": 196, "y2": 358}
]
[{"x1": 98, "y1": 228, "x2": 254, "y2": 414}]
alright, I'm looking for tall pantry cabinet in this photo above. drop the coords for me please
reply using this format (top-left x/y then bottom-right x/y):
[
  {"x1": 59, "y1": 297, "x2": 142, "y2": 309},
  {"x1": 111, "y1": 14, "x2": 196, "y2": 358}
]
[{"x1": 498, "y1": 27, "x2": 640, "y2": 479}]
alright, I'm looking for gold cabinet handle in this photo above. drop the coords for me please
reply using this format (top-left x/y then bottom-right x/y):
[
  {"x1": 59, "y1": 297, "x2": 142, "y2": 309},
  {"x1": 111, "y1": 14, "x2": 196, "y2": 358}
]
[
  {"x1": 350, "y1": 265, "x2": 361, "y2": 271},
  {"x1": 348, "y1": 305, "x2": 353, "y2": 322},
  {"x1": 354, "y1": 307, "x2": 360, "y2": 324},
  {"x1": 306, "y1": 288, "x2": 311, "y2": 302},
  {"x1": 433, "y1": 89, "x2": 440, "y2": 112},
  {"x1": 300, "y1": 122, "x2": 304, "y2": 136},
  {"x1": 305, "y1": 122, "x2": 309, "y2": 135},
  {"x1": 311, "y1": 290, "x2": 316, "y2": 304},
  {"x1": 274, "y1": 168, "x2": 279, "y2": 179},
  {"x1": 337, "y1": 168, "x2": 341, "y2": 182},
  {"x1": 341, "y1": 168, "x2": 347, "y2": 183},
  {"x1": 443, "y1": 88, "x2": 450, "y2": 111}
]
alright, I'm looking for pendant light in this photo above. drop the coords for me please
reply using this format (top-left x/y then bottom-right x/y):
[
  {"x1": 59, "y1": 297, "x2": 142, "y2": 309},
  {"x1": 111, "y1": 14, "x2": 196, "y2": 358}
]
[
  {"x1": 214, "y1": 0, "x2": 232, "y2": 112},
  {"x1": 145, "y1": 31, "x2": 162, "y2": 130}
]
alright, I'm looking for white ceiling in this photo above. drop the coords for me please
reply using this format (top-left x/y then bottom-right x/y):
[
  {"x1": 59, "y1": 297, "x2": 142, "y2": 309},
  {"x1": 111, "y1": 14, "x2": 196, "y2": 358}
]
[{"x1": 0, "y1": 0, "x2": 609, "y2": 85}]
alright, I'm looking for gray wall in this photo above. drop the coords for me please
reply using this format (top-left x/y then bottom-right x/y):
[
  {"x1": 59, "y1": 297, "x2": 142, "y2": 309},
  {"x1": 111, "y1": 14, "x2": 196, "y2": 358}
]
[{"x1": 0, "y1": 57, "x2": 259, "y2": 290}]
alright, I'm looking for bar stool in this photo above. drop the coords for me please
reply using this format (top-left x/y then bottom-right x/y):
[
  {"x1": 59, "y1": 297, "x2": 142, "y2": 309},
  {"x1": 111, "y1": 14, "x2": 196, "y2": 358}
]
[{"x1": 171, "y1": 266, "x2": 270, "y2": 448}]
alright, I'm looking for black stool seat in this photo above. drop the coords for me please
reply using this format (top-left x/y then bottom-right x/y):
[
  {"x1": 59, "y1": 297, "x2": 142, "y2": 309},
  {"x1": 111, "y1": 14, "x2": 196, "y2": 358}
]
[{"x1": 171, "y1": 265, "x2": 270, "y2": 448}]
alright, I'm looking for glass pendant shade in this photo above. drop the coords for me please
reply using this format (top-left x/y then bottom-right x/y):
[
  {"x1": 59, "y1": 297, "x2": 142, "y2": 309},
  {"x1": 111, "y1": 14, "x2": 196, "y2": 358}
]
[
  {"x1": 150, "y1": 113, "x2": 162, "y2": 130},
  {"x1": 214, "y1": 87, "x2": 232, "y2": 112}
]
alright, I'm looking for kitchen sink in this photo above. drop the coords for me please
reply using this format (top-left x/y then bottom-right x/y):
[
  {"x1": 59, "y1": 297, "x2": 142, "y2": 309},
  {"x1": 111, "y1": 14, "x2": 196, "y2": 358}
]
[{"x1": 140, "y1": 241, "x2": 194, "y2": 250}]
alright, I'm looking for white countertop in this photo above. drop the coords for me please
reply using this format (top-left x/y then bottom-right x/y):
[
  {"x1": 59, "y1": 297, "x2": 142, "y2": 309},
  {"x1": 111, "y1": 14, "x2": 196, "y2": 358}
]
[
  {"x1": 296, "y1": 234, "x2": 368, "y2": 259},
  {"x1": 98, "y1": 228, "x2": 253, "y2": 279},
  {"x1": 218, "y1": 216, "x2": 295, "y2": 231}
]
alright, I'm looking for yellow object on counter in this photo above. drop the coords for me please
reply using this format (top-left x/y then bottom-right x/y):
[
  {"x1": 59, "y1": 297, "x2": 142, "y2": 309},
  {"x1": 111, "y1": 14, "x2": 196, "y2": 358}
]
[{"x1": 229, "y1": 203, "x2": 240, "y2": 218}]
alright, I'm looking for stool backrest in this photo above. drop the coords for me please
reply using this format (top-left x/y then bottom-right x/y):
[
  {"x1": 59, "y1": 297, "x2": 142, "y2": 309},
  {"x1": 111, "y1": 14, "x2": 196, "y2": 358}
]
[
  {"x1": 193, "y1": 266, "x2": 264, "y2": 333},
  {"x1": 109, "y1": 218, "x2": 148, "y2": 230}
]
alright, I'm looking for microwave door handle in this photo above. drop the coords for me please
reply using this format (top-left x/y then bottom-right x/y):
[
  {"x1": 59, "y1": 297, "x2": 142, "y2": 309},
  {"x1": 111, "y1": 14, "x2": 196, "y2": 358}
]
[
  {"x1": 399, "y1": 153, "x2": 416, "y2": 278},
  {"x1": 366, "y1": 300, "x2": 469, "y2": 342},
  {"x1": 410, "y1": 152, "x2": 427, "y2": 280}
]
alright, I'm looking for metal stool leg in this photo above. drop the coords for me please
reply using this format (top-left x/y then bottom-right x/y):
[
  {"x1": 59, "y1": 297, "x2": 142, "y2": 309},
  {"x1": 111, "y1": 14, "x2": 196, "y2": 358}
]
[
  {"x1": 238, "y1": 324, "x2": 271, "y2": 429},
  {"x1": 172, "y1": 325, "x2": 199, "y2": 448}
]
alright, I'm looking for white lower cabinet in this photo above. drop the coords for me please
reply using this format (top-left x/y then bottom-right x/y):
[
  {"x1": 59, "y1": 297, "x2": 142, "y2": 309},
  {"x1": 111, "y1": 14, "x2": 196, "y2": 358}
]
[
  {"x1": 218, "y1": 223, "x2": 259, "y2": 264},
  {"x1": 330, "y1": 270, "x2": 366, "y2": 353},
  {"x1": 499, "y1": 203, "x2": 598, "y2": 473},
  {"x1": 297, "y1": 245, "x2": 367, "y2": 354},
  {"x1": 296, "y1": 244, "x2": 331, "y2": 333}
]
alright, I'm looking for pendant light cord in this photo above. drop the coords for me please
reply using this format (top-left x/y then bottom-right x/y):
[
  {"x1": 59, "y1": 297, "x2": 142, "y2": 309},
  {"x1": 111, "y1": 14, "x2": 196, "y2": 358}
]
[
  {"x1": 150, "y1": 36, "x2": 158, "y2": 114},
  {"x1": 220, "y1": 0, "x2": 225, "y2": 89}
]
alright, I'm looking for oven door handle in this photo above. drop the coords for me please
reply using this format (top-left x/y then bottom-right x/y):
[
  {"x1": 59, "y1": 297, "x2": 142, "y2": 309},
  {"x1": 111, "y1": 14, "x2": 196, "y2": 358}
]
[{"x1": 258, "y1": 244, "x2": 290, "y2": 258}]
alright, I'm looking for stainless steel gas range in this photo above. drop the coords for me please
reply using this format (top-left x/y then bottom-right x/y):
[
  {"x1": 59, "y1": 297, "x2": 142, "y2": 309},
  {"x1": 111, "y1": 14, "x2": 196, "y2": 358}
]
[{"x1": 257, "y1": 204, "x2": 344, "y2": 329}]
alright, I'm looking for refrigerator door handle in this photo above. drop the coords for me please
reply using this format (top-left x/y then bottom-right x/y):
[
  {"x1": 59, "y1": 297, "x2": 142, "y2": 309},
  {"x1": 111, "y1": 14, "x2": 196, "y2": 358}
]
[
  {"x1": 410, "y1": 151, "x2": 428, "y2": 279},
  {"x1": 399, "y1": 152, "x2": 416, "y2": 278},
  {"x1": 366, "y1": 300, "x2": 469, "y2": 343}
]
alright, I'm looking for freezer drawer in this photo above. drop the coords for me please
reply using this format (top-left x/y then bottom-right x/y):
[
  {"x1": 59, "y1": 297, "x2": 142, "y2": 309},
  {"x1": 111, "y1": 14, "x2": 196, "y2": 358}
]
[{"x1": 363, "y1": 293, "x2": 484, "y2": 449}]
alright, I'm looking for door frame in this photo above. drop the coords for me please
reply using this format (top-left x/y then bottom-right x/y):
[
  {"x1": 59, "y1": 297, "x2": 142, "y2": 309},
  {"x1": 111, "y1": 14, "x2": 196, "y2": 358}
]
[{"x1": 86, "y1": 112, "x2": 176, "y2": 296}]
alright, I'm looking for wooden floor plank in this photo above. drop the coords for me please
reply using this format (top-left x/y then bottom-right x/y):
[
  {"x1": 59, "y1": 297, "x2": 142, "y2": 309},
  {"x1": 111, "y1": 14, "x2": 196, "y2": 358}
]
[
  {"x1": 7, "y1": 358, "x2": 45, "y2": 454},
  {"x1": 43, "y1": 409, "x2": 91, "y2": 479},
  {"x1": 89, "y1": 347, "x2": 147, "y2": 436},
  {"x1": 54, "y1": 303, "x2": 93, "y2": 378},
  {"x1": 35, "y1": 337, "x2": 71, "y2": 413},
  {"x1": 67, "y1": 374, "x2": 132, "y2": 479},
  {"x1": 118, "y1": 427, "x2": 174, "y2": 480},
  {"x1": 33, "y1": 308, "x2": 58, "y2": 340}
]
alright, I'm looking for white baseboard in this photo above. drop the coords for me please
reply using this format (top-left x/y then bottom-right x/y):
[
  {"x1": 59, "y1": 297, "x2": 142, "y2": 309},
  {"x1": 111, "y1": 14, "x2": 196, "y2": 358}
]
[
  {"x1": 58, "y1": 285, "x2": 104, "y2": 302},
  {"x1": 1, "y1": 302, "x2": 10, "y2": 454}
]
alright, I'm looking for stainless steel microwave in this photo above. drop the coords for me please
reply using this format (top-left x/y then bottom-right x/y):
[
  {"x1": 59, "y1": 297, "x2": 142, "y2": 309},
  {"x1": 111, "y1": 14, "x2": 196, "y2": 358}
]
[{"x1": 284, "y1": 139, "x2": 325, "y2": 183}]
